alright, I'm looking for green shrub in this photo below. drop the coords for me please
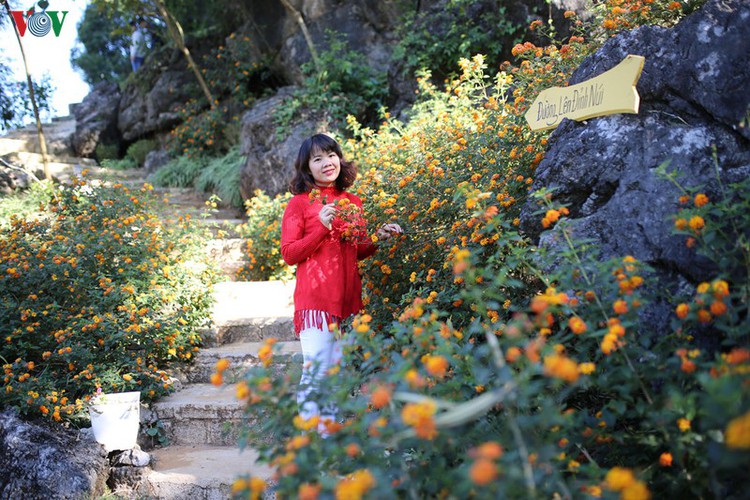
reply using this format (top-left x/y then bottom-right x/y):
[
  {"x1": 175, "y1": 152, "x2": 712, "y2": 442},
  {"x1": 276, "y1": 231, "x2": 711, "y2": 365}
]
[
  {"x1": 100, "y1": 156, "x2": 137, "y2": 170},
  {"x1": 0, "y1": 175, "x2": 219, "y2": 422},
  {"x1": 230, "y1": 172, "x2": 750, "y2": 500},
  {"x1": 235, "y1": 190, "x2": 293, "y2": 282},
  {"x1": 275, "y1": 32, "x2": 388, "y2": 133},
  {"x1": 150, "y1": 155, "x2": 207, "y2": 188},
  {"x1": 195, "y1": 147, "x2": 245, "y2": 209},
  {"x1": 393, "y1": 0, "x2": 522, "y2": 81},
  {"x1": 126, "y1": 139, "x2": 157, "y2": 167},
  {"x1": 0, "y1": 181, "x2": 55, "y2": 230},
  {"x1": 95, "y1": 142, "x2": 119, "y2": 161},
  {"x1": 166, "y1": 100, "x2": 232, "y2": 158}
]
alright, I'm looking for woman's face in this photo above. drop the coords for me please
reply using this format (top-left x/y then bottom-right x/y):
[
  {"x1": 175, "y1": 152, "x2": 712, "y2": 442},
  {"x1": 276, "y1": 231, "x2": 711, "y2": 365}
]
[{"x1": 308, "y1": 147, "x2": 341, "y2": 187}]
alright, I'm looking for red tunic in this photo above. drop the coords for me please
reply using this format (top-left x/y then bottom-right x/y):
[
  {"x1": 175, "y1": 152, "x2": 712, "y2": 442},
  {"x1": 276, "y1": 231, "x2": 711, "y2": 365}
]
[{"x1": 281, "y1": 186, "x2": 377, "y2": 335}]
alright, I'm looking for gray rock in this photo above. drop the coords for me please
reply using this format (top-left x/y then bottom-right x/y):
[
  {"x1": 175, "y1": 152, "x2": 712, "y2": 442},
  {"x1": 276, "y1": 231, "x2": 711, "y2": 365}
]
[
  {"x1": 239, "y1": 86, "x2": 330, "y2": 199},
  {"x1": 519, "y1": 0, "x2": 750, "y2": 332},
  {"x1": 71, "y1": 81, "x2": 122, "y2": 158},
  {"x1": 0, "y1": 409, "x2": 108, "y2": 499},
  {"x1": 112, "y1": 446, "x2": 151, "y2": 467},
  {"x1": 117, "y1": 48, "x2": 201, "y2": 142},
  {"x1": 143, "y1": 148, "x2": 172, "y2": 174}
]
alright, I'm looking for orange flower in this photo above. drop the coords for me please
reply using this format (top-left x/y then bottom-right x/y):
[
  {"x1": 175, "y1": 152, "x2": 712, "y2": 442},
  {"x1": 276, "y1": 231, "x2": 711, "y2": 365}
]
[
  {"x1": 697, "y1": 309, "x2": 712, "y2": 324},
  {"x1": 688, "y1": 216, "x2": 705, "y2": 232},
  {"x1": 659, "y1": 452, "x2": 673, "y2": 467},
  {"x1": 346, "y1": 443, "x2": 361, "y2": 457},
  {"x1": 506, "y1": 346, "x2": 522, "y2": 363},
  {"x1": 726, "y1": 348, "x2": 750, "y2": 365},
  {"x1": 335, "y1": 469, "x2": 375, "y2": 500},
  {"x1": 694, "y1": 193, "x2": 709, "y2": 207},
  {"x1": 424, "y1": 355, "x2": 449, "y2": 378},
  {"x1": 712, "y1": 280, "x2": 730, "y2": 299},
  {"x1": 370, "y1": 385, "x2": 392, "y2": 409},
  {"x1": 543, "y1": 354, "x2": 580, "y2": 383},
  {"x1": 725, "y1": 410, "x2": 750, "y2": 449},
  {"x1": 710, "y1": 300, "x2": 727, "y2": 316},
  {"x1": 613, "y1": 300, "x2": 628, "y2": 315},
  {"x1": 471, "y1": 441, "x2": 504, "y2": 460},
  {"x1": 215, "y1": 358, "x2": 230, "y2": 373},
  {"x1": 674, "y1": 218, "x2": 688, "y2": 230},
  {"x1": 402, "y1": 401, "x2": 438, "y2": 440},
  {"x1": 469, "y1": 458, "x2": 498, "y2": 486},
  {"x1": 601, "y1": 333, "x2": 619, "y2": 355},
  {"x1": 675, "y1": 303, "x2": 690, "y2": 319},
  {"x1": 568, "y1": 316, "x2": 587, "y2": 334},
  {"x1": 298, "y1": 483, "x2": 322, "y2": 500},
  {"x1": 681, "y1": 359, "x2": 696, "y2": 373}
]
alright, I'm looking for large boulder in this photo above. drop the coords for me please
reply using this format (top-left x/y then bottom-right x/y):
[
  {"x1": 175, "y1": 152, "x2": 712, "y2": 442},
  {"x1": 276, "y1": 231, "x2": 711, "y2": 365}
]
[
  {"x1": 519, "y1": 0, "x2": 750, "y2": 328},
  {"x1": 0, "y1": 410, "x2": 109, "y2": 499},
  {"x1": 118, "y1": 48, "x2": 201, "y2": 142},
  {"x1": 71, "y1": 82, "x2": 122, "y2": 158},
  {"x1": 239, "y1": 86, "x2": 330, "y2": 199},
  {"x1": 276, "y1": 0, "x2": 400, "y2": 85}
]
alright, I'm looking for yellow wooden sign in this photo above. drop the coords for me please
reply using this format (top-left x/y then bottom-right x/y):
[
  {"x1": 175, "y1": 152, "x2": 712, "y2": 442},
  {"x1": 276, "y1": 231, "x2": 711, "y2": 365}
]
[{"x1": 525, "y1": 55, "x2": 645, "y2": 131}]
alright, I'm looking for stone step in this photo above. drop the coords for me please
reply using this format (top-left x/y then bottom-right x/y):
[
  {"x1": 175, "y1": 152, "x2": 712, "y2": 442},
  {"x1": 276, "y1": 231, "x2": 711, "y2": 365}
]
[
  {"x1": 184, "y1": 341, "x2": 302, "y2": 384},
  {"x1": 207, "y1": 281, "x2": 296, "y2": 346},
  {"x1": 152, "y1": 384, "x2": 244, "y2": 446},
  {"x1": 137, "y1": 445, "x2": 274, "y2": 500},
  {"x1": 203, "y1": 316, "x2": 297, "y2": 348}
]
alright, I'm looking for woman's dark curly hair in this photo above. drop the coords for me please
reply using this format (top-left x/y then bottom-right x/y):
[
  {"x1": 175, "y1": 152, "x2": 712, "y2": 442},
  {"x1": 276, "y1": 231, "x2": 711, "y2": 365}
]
[{"x1": 289, "y1": 134, "x2": 357, "y2": 194}]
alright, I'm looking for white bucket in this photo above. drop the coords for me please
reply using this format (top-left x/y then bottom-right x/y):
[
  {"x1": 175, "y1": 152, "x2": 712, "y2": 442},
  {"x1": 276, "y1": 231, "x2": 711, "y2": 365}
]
[{"x1": 89, "y1": 391, "x2": 141, "y2": 451}]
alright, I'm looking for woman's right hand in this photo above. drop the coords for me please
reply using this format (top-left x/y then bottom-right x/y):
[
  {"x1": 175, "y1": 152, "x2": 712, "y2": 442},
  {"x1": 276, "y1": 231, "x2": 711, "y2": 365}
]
[{"x1": 319, "y1": 203, "x2": 337, "y2": 229}]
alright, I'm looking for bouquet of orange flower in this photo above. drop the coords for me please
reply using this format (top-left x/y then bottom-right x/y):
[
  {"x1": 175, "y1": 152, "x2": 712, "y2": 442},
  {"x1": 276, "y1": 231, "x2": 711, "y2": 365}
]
[{"x1": 309, "y1": 189, "x2": 369, "y2": 243}]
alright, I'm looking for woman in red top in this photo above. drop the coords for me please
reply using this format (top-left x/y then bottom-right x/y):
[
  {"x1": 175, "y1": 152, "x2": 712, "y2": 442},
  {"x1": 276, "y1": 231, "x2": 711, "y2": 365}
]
[{"x1": 281, "y1": 133, "x2": 401, "y2": 430}]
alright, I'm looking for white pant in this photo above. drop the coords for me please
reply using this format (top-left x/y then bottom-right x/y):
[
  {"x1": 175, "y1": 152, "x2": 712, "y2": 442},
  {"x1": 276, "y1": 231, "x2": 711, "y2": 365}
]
[{"x1": 297, "y1": 324, "x2": 344, "y2": 425}]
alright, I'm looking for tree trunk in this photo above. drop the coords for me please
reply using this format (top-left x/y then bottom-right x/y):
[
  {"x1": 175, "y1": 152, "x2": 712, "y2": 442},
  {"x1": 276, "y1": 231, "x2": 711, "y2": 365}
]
[
  {"x1": 152, "y1": 0, "x2": 215, "y2": 108},
  {"x1": 278, "y1": 0, "x2": 320, "y2": 72},
  {"x1": 3, "y1": 0, "x2": 51, "y2": 180}
]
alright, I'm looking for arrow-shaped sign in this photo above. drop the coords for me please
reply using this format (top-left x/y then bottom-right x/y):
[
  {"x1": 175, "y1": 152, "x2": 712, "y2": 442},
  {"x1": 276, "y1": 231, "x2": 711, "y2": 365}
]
[{"x1": 525, "y1": 55, "x2": 645, "y2": 131}]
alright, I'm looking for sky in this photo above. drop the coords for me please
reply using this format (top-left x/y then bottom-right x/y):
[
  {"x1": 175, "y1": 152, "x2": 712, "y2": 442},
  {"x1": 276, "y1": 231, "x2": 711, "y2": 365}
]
[{"x1": 2, "y1": 0, "x2": 91, "y2": 119}]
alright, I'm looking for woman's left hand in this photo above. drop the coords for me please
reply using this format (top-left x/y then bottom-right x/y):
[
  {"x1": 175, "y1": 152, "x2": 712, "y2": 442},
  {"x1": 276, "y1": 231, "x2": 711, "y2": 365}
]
[{"x1": 376, "y1": 223, "x2": 403, "y2": 241}]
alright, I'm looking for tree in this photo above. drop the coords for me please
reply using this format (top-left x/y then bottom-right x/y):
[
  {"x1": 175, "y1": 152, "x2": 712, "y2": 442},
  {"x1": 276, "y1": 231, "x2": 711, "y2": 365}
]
[
  {"x1": 1, "y1": 0, "x2": 51, "y2": 180},
  {"x1": 88, "y1": 0, "x2": 216, "y2": 108},
  {"x1": 71, "y1": 3, "x2": 131, "y2": 85}
]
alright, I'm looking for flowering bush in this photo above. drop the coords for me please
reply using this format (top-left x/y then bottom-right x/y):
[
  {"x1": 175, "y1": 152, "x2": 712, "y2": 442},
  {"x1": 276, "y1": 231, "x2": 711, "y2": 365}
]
[
  {"x1": 230, "y1": 174, "x2": 749, "y2": 499},
  {"x1": 228, "y1": 4, "x2": 748, "y2": 498},
  {"x1": 0, "y1": 175, "x2": 218, "y2": 422},
  {"x1": 235, "y1": 190, "x2": 293, "y2": 282}
]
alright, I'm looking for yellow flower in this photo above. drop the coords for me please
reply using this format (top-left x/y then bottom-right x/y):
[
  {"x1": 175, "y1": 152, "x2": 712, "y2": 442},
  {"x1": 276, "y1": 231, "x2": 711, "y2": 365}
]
[
  {"x1": 401, "y1": 400, "x2": 438, "y2": 439},
  {"x1": 621, "y1": 480, "x2": 651, "y2": 500},
  {"x1": 578, "y1": 362, "x2": 596, "y2": 375},
  {"x1": 568, "y1": 316, "x2": 587, "y2": 334},
  {"x1": 334, "y1": 469, "x2": 375, "y2": 500},
  {"x1": 543, "y1": 354, "x2": 580, "y2": 383},
  {"x1": 688, "y1": 216, "x2": 705, "y2": 231},
  {"x1": 424, "y1": 355, "x2": 449, "y2": 378},
  {"x1": 677, "y1": 418, "x2": 691, "y2": 432},
  {"x1": 725, "y1": 410, "x2": 750, "y2": 449},
  {"x1": 605, "y1": 466, "x2": 636, "y2": 491}
]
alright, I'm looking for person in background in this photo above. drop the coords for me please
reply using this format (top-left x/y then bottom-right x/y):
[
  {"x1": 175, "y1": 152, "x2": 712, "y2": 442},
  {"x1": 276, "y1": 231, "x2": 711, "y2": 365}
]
[
  {"x1": 281, "y1": 133, "x2": 402, "y2": 434},
  {"x1": 129, "y1": 18, "x2": 149, "y2": 72}
]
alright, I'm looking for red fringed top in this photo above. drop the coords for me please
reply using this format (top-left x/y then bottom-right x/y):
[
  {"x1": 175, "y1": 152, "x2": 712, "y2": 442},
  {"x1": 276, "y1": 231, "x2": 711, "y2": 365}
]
[{"x1": 280, "y1": 186, "x2": 377, "y2": 336}]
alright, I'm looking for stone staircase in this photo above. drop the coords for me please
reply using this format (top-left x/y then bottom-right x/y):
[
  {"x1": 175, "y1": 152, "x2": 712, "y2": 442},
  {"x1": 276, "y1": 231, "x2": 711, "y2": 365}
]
[
  {"x1": 2, "y1": 117, "x2": 299, "y2": 498},
  {"x1": 136, "y1": 280, "x2": 300, "y2": 499}
]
